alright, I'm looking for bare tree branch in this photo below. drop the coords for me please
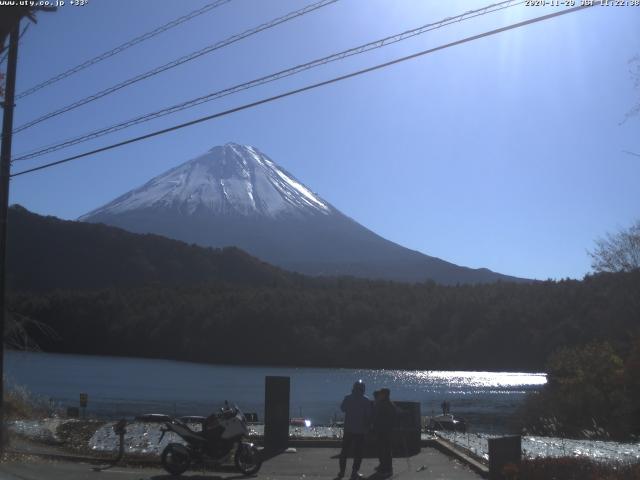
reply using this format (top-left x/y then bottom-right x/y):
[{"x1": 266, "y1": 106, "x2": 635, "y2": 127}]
[
  {"x1": 4, "y1": 311, "x2": 58, "y2": 351},
  {"x1": 589, "y1": 220, "x2": 640, "y2": 273},
  {"x1": 620, "y1": 55, "x2": 640, "y2": 125}
]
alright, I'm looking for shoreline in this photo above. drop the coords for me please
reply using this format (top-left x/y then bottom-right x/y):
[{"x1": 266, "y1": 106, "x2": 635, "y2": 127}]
[
  {"x1": 5, "y1": 348, "x2": 549, "y2": 374},
  {"x1": 8, "y1": 417, "x2": 640, "y2": 465}
]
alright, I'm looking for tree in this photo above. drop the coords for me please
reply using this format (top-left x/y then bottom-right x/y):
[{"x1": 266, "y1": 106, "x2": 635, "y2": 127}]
[
  {"x1": 589, "y1": 220, "x2": 640, "y2": 273},
  {"x1": 521, "y1": 342, "x2": 636, "y2": 440},
  {"x1": 621, "y1": 54, "x2": 640, "y2": 124}
]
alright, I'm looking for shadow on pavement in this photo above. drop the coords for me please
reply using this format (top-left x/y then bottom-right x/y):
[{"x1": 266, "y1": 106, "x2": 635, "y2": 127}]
[
  {"x1": 148, "y1": 455, "x2": 266, "y2": 480},
  {"x1": 260, "y1": 447, "x2": 286, "y2": 462},
  {"x1": 149, "y1": 475, "x2": 255, "y2": 480}
]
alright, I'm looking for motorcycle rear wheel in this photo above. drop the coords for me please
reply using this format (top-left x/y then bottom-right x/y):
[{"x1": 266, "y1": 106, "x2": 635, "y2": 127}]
[
  {"x1": 161, "y1": 443, "x2": 191, "y2": 476},
  {"x1": 235, "y1": 444, "x2": 262, "y2": 475}
]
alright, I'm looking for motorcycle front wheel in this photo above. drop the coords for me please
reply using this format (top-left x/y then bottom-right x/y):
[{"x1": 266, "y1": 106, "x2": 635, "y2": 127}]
[
  {"x1": 161, "y1": 443, "x2": 191, "y2": 476},
  {"x1": 234, "y1": 443, "x2": 262, "y2": 475}
]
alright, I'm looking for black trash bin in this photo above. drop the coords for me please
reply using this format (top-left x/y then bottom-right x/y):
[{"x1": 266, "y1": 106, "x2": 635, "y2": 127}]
[
  {"x1": 488, "y1": 435, "x2": 521, "y2": 480},
  {"x1": 392, "y1": 401, "x2": 421, "y2": 456}
]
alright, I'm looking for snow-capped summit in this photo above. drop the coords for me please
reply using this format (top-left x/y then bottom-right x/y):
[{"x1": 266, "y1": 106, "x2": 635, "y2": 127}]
[
  {"x1": 81, "y1": 143, "x2": 525, "y2": 284},
  {"x1": 80, "y1": 143, "x2": 331, "y2": 220}
]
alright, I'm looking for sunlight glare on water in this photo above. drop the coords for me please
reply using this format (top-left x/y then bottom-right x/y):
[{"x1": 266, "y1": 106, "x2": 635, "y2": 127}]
[
  {"x1": 367, "y1": 369, "x2": 547, "y2": 395},
  {"x1": 406, "y1": 370, "x2": 547, "y2": 388}
]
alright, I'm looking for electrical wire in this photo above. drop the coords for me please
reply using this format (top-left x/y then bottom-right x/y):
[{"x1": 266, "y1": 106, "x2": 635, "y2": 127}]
[
  {"x1": 13, "y1": 0, "x2": 523, "y2": 163},
  {"x1": 11, "y1": 0, "x2": 340, "y2": 134},
  {"x1": 10, "y1": 3, "x2": 596, "y2": 178},
  {"x1": 14, "y1": 0, "x2": 232, "y2": 99}
]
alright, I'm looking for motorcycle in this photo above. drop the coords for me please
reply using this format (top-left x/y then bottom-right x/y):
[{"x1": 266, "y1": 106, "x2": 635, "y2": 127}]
[{"x1": 159, "y1": 404, "x2": 262, "y2": 476}]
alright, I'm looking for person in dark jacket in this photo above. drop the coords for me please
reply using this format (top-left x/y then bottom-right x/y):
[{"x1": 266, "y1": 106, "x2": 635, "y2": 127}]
[
  {"x1": 372, "y1": 387, "x2": 397, "y2": 477},
  {"x1": 338, "y1": 380, "x2": 372, "y2": 479}
]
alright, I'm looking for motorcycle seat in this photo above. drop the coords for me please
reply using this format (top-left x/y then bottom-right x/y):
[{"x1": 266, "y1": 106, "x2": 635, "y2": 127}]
[{"x1": 170, "y1": 420, "x2": 207, "y2": 443}]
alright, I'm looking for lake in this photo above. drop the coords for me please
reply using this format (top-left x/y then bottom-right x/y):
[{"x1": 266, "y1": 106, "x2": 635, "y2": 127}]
[{"x1": 4, "y1": 350, "x2": 546, "y2": 432}]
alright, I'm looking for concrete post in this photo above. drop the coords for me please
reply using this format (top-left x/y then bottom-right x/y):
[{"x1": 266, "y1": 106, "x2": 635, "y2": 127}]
[
  {"x1": 264, "y1": 376, "x2": 290, "y2": 453},
  {"x1": 488, "y1": 435, "x2": 521, "y2": 480}
]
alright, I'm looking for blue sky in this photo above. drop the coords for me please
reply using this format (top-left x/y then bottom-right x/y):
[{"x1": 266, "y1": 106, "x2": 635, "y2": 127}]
[{"x1": 5, "y1": 0, "x2": 639, "y2": 280}]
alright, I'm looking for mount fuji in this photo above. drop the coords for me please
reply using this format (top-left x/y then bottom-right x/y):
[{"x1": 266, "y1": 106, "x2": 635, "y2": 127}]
[{"x1": 80, "y1": 143, "x2": 523, "y2": 284}]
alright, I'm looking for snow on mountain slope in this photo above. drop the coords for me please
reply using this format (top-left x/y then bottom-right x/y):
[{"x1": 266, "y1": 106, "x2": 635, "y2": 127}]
[
  {"x1": 81, "y1": 143, "x2": 526, "y2": 284},
  {"x1": 80, "y1": 143, "x2": 331, "y2": 220}
]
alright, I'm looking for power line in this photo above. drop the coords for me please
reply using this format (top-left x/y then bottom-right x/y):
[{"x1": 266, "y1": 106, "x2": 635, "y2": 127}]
[
  {"x1": 14, "y1": 0, "x2": 232, "y2": 99},
  {"x1": 13, "y1": 0, "x2": 523, "y2": 163},
  {"x1": 622, "y1": 150, "x2": 640, "y2": 158},
  {"x1": 11, "y1": 3, "x2": 595, "y2": 179},
  {"x1": 11, "y1": 0, "x2": 340, "y2": 134}
]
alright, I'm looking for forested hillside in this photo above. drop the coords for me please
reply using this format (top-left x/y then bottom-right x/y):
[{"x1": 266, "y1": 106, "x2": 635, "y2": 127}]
[
  {"x1": 10, "y1": 270, "x2": 640, "y2": 371},
  {"x1": 7, "y1": 205, "x2": 293, "y2": 291},
  {"x1": 7, "y1": 206, "x2": 639, "y2": 371}
]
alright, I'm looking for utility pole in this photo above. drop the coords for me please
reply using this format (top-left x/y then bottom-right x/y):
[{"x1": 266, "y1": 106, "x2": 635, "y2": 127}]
[{"x1": 0, "y1": 20, "x2": 20, "y2": 453}]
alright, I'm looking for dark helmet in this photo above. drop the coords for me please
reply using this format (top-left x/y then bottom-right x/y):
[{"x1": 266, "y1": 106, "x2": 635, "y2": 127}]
[{"x1": 352, "y1": 379, "x2": 365, "y2": 394}]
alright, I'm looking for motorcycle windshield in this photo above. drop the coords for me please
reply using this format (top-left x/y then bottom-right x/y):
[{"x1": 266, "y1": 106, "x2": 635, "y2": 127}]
[{"x1": 235, "y1": 405, "x2": 245, "y2": 421}]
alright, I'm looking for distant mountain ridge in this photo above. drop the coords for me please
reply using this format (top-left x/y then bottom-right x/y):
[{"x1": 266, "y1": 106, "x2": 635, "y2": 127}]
[
  {"x1": 7, "y1": 205, "x2": 292, "y2": 292},
  {"x1": 80, "y1": 143, "x2": 526, "y2": 284}
]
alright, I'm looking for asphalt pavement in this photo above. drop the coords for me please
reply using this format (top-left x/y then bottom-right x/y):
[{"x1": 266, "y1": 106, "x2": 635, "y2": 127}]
[{"x1": 0, "y1": 447, "x2": 482, "y2": 480}]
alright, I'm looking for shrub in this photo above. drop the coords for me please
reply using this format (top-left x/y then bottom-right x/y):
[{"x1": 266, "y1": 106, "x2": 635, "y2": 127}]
[
  {"x1": 520, "y1": 341, "x2": 640, "y2": 440},
  {"x1": 4, "y1": 384, "x2": 50, "y2": 420}
]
